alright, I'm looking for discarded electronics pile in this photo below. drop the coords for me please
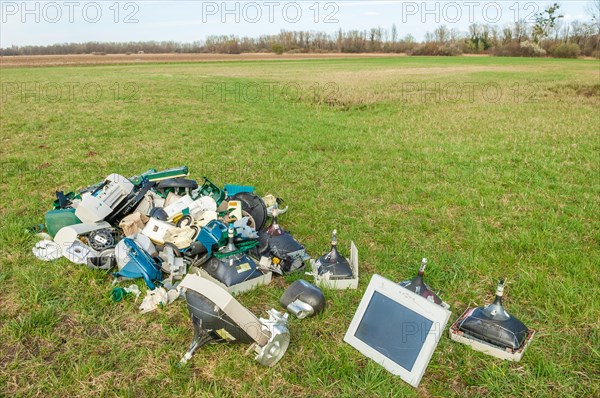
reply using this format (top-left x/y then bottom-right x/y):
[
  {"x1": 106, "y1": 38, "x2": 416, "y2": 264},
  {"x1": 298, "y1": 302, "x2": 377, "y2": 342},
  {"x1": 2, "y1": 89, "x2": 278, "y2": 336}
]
[
  {"x1": 33, "y1": 167, "x2": 354, "y2": 367},
  {"x1": 32, "y1": 166, "x2": 535, "y2": 386}
]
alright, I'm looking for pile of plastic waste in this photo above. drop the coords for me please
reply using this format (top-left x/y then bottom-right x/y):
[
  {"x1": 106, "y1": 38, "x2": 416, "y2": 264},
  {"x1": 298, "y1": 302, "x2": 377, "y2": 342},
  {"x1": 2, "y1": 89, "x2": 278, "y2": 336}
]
[{"x1": 32, "y1": 166, "x2": 358, "y2": 367}]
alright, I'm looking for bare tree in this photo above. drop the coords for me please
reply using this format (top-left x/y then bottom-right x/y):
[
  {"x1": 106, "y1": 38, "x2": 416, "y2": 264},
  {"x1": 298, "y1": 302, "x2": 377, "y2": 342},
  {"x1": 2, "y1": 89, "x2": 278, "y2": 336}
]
[
  {"x1": 391, "y1": 24, "x2": 398, "y2": 43},
  {"x1": 587, "y1": 0, "x2": 600, "y2": 37},
  {"x1": 532, "y1": 3, "x2": 564, "y2": 43}
]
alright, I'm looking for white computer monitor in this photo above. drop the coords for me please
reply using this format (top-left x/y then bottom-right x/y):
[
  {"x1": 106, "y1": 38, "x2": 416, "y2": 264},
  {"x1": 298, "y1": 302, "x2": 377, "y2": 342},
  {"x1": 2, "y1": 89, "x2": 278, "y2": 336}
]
[{"x1": 344, "y1": 274, "x2": 451, "y2": 387}]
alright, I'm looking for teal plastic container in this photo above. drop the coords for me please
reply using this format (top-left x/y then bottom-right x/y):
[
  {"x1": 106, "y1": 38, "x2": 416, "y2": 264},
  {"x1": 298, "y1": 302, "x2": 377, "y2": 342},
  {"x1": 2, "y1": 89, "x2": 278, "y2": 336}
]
[{"x1": 45, "y1": 208, "x2": 82, "y2": 237}]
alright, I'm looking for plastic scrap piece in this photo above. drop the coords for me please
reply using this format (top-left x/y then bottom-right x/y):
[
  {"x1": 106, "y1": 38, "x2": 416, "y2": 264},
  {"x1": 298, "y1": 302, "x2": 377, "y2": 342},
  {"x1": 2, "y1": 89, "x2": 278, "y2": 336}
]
[
  {"x1": 119, "y1": 212, "x2": 149, "y2": 237},
  {"x1": 45, "y1": 208, "x2": 81, "y2": 237},
  {"x1": 111, "y1": 287, "x2": 127, "y2": 302},
  {"x1": 233, "y1": 217, "x2": 259, "y2": 239},
  {"x1": 178, "y1": 274, "x2": 289, "y2": 367},
  {"x1": 258, "y1": 202, "x2": 309, "y2": 274},
  {"x1": 113, "y1": 238, "x2": 162, "y2": 289},
  {"x1": 163, "y1": 226, "x2": 197, "y2": 249},
  {"x1": 32, "y1": 239, "x2": 62, "y2": 261},
  {"x1": 115, "y1": 233, "x2": 157, "y2": 269},
  {"x1": 280, "y1": 280, "x2": 326, "y2": 319},
  {"x1": 139, "y1": 286, "x2": 180, "y2": 314},
  {"x1": 105, "y1": 179, "x2": 156, "y2": 226},
  {"x1": 163, "y1": 195, "x2": 195, "y2": 220},
  {"x1": 193, "y1": 177, "x2": 226, "y2": 205},
  {"x1": 224, "y1": 184, "x2": 254, "y2": 196},
  {"x1": 111, "y1": 284, "x2": 140, "y2": 302},
  {"x1": 196, "y1": 220, "x2": 228, "y2": 256},
  {"x1": 75, "y1": 174, "x2": 134, "y2": 223},
  {"x1": 141, "y1": 218, "x2": 175, "y2": 244},
  {"x1": 87, "y1": 248, "x2": 117, "y2": 270},
  {"x1": 65, "y1": 240, "x2": 96, "y2": 264},
  {"x1": 147, "y1": 166, "x2": 189, "y2": 182}
]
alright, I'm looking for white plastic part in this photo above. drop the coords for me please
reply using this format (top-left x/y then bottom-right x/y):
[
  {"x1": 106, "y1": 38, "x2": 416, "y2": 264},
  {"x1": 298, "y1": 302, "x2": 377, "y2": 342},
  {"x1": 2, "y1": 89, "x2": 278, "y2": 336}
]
[
  {"x1": 53, "y1": 222, "x2": 111, "y2": 263},
  {"x1": 64, "y1": 240, "x2": 95, "y2": 264},
  {"x1": 189, "y1": 210, "x2": 218, "y2": 227},
  {"x1": 344, "y1": 274, "x2": 451, "y2": 388},
  {"x1": 32, "y1": 239, "x2": 62, "y2": 261},
  {"x1": 141, "y1": 218, "x2": 176, "y2": 244},
  {"x1": 163, "y1": 226, "x2": 197, "y2": 249},
  {"x1": 194, "y1": 196, "x2": 217, "y2": 212},
  {"x1": 139, "y1": 286, "x2": 180, "y2": 314},
  {"x1": 163, "y1": 195, "x2": 195, "y2": 220},
  {"x1": 75, "y1": 174, "x2": 134, "y2": 222},
  {"x1": 124, "y1": 285, "x2": 141, "y2": 300}
]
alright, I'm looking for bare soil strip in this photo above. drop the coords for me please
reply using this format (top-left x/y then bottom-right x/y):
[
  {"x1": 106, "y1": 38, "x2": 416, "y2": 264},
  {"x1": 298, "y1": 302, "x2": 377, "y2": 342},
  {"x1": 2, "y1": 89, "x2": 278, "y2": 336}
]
[{"x1": 0, "y1": 53, "x2": 408, "y2": 68}]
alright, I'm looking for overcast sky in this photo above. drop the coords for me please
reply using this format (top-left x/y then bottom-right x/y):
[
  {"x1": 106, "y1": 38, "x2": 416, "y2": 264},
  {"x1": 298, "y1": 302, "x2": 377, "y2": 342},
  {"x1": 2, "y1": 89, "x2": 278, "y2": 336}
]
[{"x1": 0, "y1": 1, "x2": 594, "y2": 47}]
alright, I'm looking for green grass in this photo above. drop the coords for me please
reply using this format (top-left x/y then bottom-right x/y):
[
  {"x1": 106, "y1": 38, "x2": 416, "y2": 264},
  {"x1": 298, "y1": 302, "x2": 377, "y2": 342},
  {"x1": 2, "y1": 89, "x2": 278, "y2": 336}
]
[{"x1": 1, "y1": 56, "x2": 599, "y2": 397}]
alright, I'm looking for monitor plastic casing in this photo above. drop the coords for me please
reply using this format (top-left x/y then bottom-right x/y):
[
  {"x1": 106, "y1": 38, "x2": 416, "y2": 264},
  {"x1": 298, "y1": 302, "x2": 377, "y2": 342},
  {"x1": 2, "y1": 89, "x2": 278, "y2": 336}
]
[{"x1": 344, "y1": 274, "x2": 451, "y2": 387}]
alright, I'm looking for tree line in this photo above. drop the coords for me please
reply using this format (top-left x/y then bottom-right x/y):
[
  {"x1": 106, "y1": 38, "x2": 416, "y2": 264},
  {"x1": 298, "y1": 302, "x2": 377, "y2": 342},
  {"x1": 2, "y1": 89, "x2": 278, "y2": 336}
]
[{"x1": 2, "y1": 3, "x2": 599, "y2": 58}]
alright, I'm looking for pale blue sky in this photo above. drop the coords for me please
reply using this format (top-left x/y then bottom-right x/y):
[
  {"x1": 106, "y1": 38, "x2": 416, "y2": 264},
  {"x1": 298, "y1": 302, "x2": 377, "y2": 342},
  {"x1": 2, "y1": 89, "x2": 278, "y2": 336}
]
[{"x1": 0, "y1": 1, "x2": 593, "y2": 47}]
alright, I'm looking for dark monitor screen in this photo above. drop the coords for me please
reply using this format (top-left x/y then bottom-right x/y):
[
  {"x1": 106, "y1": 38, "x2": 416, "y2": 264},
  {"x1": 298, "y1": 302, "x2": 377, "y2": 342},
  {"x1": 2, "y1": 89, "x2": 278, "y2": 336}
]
[{"x1": 354, "y1": 291, "x2": 433, "y2": 372}]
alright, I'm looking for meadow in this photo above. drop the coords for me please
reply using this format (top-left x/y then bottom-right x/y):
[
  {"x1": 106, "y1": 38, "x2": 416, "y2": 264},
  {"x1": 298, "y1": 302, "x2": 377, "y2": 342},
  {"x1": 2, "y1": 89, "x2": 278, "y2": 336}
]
[{"x1": 0, "y1": 55, "x2": 598, "y2": 397}]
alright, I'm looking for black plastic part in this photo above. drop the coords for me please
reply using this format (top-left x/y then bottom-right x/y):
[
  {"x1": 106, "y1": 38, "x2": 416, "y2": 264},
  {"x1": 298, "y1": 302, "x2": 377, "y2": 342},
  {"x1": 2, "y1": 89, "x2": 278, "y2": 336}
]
[
  {"x1": 88, "y1": 229, "x2": 116, "y2": 251},
  {"x1": 316, "y1": 246, "x2": 353, "y2": 279},
  {"x1": 157, "y1": 178, "x2": 199, "y2": 190},
  {"x1": 201, "y1": 254, "x2": 264, "y2": 287},
  {"x1": 280, "y1": 280, "x2": 326, "y2": 316},
  {"x1": 55, "y1": 191, "x2": 69, "y2": 209},
  {"x1": 187, "y1": 241, "x2": 208, "y2": 256},
  {"x1": 177, "y1": 215, "x2": 193, "y2": 228},
  {"x1": 457, "y1": 307, "x2": 529, "y2": 350},
  {"x1": 232, "y1": 192, "x2": 268, "y2": 231},
  {"x1": 105, "y1": 180, "x2": 156, "y2": 226},
  {"x1": 258, "y1": 223, "x2": 307, "y2": 274},
  {"x1": 457, "y1": 283, "x2": 529, "y2": 351},
  {"x1": 149, "y1": 207, "x2": 169, "y2": 221},
  {"x1": 185, "y1": 289, "x2": 254, "y2": 344},
  {"x1": 399, "y1": 275, "x2": 444, "y2": 306}
]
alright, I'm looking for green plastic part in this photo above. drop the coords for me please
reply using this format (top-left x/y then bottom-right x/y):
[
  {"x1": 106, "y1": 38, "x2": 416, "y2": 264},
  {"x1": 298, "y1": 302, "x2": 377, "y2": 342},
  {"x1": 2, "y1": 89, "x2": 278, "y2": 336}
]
[
  {"x1": 45, "y1": 208, "x2": 81, "y2": 238},
  {"x1": 130, "y1": 169, "x2": 157, "y2": 186},
  {"x1": 194, "y1": 177, "x2": 226, "y2": 205},
  {"x1": 147, "y1": 166, "x2": 189, "y2": 182},
  {"x1": 111, "y1": 287, "x2": 127, "y2": 302},
  {"x1": 214, "y1": 240, "x2": 260, "y2": 259}
]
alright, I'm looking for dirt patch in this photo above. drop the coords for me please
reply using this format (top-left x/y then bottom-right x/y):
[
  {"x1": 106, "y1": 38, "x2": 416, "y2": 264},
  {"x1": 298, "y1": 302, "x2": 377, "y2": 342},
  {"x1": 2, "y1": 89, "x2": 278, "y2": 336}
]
[{"x1": 547, "y1": 83, "x2": 600, "y2": 97}]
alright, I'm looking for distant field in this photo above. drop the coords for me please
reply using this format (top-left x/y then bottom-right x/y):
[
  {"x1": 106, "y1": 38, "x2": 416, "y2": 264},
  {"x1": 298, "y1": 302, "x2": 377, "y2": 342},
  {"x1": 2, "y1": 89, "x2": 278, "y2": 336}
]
[
  {"x1": 0, "y1": 52, "x2": 408, "y2": 67},
  {"x1": 0, "y1": 56, "x2": 598, "y2": 397}
]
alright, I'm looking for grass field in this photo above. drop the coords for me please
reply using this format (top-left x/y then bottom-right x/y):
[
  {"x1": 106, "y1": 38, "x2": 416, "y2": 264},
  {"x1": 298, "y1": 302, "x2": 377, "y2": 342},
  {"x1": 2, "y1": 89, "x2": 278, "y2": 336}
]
[{"x1": 1, "y1": 55, "x2": 599, "y2": 397}]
